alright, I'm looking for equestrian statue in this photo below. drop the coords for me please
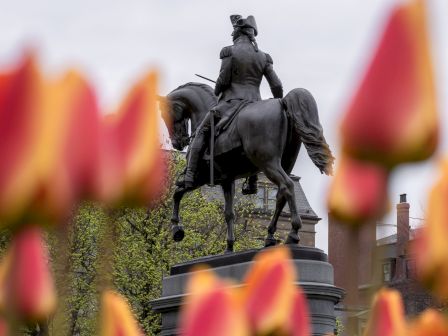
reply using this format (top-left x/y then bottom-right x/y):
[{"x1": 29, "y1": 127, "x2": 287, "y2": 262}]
[{"x1": 160, "y1": 15, "x2": 334, "y2": 253}]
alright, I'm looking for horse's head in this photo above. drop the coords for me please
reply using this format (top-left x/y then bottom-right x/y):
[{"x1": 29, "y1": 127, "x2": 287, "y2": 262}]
[
  {"x1": 160, "y1": 83, "x2": 217, "y2": 151},
  {"x1": 159, "y1": 94, "x2": 190, "y2": 151}
]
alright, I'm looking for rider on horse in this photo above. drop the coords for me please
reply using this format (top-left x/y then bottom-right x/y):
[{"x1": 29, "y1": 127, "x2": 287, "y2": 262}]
[{"x1": 184, "y1": 14, "x2": 284, "y2": 192}]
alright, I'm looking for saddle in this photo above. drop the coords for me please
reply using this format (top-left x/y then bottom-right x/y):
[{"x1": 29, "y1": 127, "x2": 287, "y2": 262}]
[{"x1": 205, "y1": 100, "x2": 251, "y2": 159}]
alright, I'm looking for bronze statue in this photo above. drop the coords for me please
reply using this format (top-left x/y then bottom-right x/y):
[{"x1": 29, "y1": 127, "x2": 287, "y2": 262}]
[
  {"x1": 161, "y1": 15, "x2": 334, "y2": 253},
  {"x1": 184, "y1": 15, "x2": 283, "y2": 194}
]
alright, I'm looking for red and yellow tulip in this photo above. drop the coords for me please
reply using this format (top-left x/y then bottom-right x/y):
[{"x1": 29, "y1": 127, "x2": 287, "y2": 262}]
[
  {"x1": 2, "y1": 226, "x2": 56, "y2": 321},
  {"x1": 327, "y1": 157, "x2": 389, "y2": 225},
  {"x1": 413, "y1": 159, "x2": 448, "y2": 299},
  {"x1": 98, "y1": 71, "x2": 166, "y2": 206},
  {"x1": 406, "y1": 309, "x2": 448, "y2": 336},
  {"x1": 0, "y1": 54, "x2": 102, "y2": 226},
  {"x1": 341, "y1": 0, "x2": 438, "y2": 168},
  {"x1": 100, "y1": 290, "x2": 144, "y2": 336},
  {"x1": 0, "y1": 55, "x2": 44, "y2": 225},
  {"x1": 363, "y1": 288, "x2": 406, "y2": 336},
  {"x1": 181, "y1": 268, "x2": 249, "y2": 336}
]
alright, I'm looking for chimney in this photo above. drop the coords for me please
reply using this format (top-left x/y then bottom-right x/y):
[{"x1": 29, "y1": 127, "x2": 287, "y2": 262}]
[{"x1": 395, "y1": 194, "x2": 410, "y2": 280}]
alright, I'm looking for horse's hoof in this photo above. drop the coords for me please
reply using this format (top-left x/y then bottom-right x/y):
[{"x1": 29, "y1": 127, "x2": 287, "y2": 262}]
[
  {"x1": 285, "y1": 233, "x2": 300, "y2": 245},
  {"x1": 225, "y1": 240, "x2": 234, "y2": 254},
  {"x1": 172, "y1": 226, "x2": 185, "y2": 242},
  {"x1": 264, "y1": 237, "x2": 277, "y2": 248}
]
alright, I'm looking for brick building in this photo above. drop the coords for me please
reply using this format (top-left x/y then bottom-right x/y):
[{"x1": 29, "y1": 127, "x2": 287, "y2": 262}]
[{"x1": 329, "y1": 195, "x2": 441, "y2": 335}]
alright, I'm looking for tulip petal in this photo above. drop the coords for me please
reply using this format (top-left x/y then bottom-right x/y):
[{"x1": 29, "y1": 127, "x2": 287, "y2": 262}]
[
  {"x1": 100, "y1": 290, "x2": 144, "y2": 336},
  {"x1": 99, "y1": 71, "x2": 165, "y2": 205},
  {"x1": 327, "y1": 157, "x2": 389, "y2": 225},
  {"x1": 407, "y1": 309, "x2": 448, "y2": 336},
  {"x1": 341, "y1": 0, "x2": 438, "y2": 167},
  {"x1": 0, "y1": 54, "x2": 43, "y2": 224},
  {"x1": 33, "y1": 70, "x2": 100, "y2": 221},
  {"x1": 364, "y1": 288, "x2": 405, "y2": 336},
  {"x1": 285, "y1": 288, "x2": 311, "y2": 336},
  {"x1": 243, "y1": 247, "x2": 296, "y2": 333},
  {"x1": 6, "y1": 226, "x2": 56, "y2": 321},
  {"x1": 413, "y1": 160, "x2": 448, "y2": 299},
  {"x1": 181, "y1": 268, "x2": 249, "y2": 336}
]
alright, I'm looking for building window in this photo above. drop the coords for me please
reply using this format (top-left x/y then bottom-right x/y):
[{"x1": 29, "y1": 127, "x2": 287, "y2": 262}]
[
  {"x1": 255, "y1": 185, "x2": 277, "y2": 212},
  {"x1": 255, "y1": 188, "x2": 265, "y2": 209},
  {"x1": 383, "y1": 262, "x2": 393, "y2": 282},
  {"x1": 267, "y1": 188, "x2": 277, "y2": 210},
  {"x1": 406, "y1": 259, "x2": 416, "y2": 279}
]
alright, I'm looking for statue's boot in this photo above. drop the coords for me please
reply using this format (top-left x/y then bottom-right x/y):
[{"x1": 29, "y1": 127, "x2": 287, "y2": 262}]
[
  {"x1": 242, "y1": 174, "x2": 258, "y2": 195},
  {"x1": 184, "y1": 118, "x2": 211, "y2": 189}
]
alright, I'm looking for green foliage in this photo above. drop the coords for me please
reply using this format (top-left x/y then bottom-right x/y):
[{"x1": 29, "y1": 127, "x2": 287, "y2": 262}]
[{"x1": 335, "y1": 317, "x2": 344, "y2": 335}]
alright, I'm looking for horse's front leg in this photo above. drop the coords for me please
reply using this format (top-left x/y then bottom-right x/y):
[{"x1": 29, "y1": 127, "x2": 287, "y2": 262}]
[
  {"x1": 171, "y1": 186, "x2": 187, "y2": 242},
  {"x1": 222, "y1": 181, "x2": 236, "y2": 253}
]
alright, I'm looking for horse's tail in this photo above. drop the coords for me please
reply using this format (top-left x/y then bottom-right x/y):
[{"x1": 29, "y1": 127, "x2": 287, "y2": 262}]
[{"x1": 281, "y1": 88, "x2": 334, "y2": 175}]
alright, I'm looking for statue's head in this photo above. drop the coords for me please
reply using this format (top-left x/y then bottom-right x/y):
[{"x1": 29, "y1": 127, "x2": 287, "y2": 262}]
[{"x1": 230, "y1": 15, "x2": 258, "y2": 40}]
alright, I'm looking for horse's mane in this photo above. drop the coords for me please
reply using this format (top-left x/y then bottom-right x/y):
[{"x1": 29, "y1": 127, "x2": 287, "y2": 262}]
[{"x1": 169, "y1": 82, "x2": 217, "y2": 107}]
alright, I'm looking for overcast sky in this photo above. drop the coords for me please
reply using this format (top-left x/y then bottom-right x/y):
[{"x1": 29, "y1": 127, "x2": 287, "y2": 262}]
[{"x1": 1, "y1": 0, "x2": 447, "y2": 252}]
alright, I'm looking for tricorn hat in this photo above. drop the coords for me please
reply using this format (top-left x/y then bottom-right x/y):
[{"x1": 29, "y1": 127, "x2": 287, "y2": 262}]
[{"x1": 230, "y1": 15, "x2": 258, "y2": 36}]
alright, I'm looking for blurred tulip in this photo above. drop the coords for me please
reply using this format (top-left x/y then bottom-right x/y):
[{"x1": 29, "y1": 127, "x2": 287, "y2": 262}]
[
  {"x1": 0, "y1": 54, "x2": 101, "y2": 226},
  {"x1": 31, "y1": 70, "x2": 100, "y2": 223},
  {"x1": 406, "y1": 309, "x2": 448, "y2": 336},
  {"x1": 0, "y1": 317, "x2": 8, "y2": 336},
  {"x1": 413, "y1": 160, "x2": 448, "y2": 299},
  {"x1": 181, "y1": 268, "x2": 249, "y2": 336},
  {"x1": 98, "y1": 71, "x2": 166, "y2": 206},
  {"x1": 284, "y1": 288, "x2": 311, "y2": 336},
  {"x1": 100, "y1": 290, "x2": 145, "y2": 336},
  {"x1": 0, "y1": 250, "x2": 11, "y2": 312},
  {"x1": 4, "y1": 226, "x2": 56, "y2": 321},
  {"x1": 363, "y1": 288, "x2": 405, "y2": 336},
  {"x1": 0, "y1": 54, "x2": 44, "y2": 225},
  {"x1": 341, "y1": 0, "x2": 438, "y2": 168},
  {"x1": 327, "y1": 157, "x2": 389, "y2": 225},
  {"x1": 244, "y1": 247, "x2": 298, "y2": 334}
]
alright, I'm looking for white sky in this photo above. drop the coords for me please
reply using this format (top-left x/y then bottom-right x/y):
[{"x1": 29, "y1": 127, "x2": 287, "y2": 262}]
[{"x1": 1, "y1": 0, "x2": 447, "y2": 252}]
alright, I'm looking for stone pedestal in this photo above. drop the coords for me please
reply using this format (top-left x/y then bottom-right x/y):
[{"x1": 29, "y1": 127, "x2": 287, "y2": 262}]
[{"x1": 151, "y1": 247, "x2": 344, "y2": 336}]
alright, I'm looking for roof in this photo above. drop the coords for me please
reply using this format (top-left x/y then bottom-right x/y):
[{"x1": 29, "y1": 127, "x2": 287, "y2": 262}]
[{"x1": 376, "y1": 227, "x2": 421, "y2": 246}]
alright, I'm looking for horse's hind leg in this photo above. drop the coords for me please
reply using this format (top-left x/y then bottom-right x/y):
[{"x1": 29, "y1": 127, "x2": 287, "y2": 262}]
[
  {"x1": 171, "y1": 186, "x2": 187, "y2": 242},
  {"x1": 261, "y1": 161, "x2": 302, "y2": 245},
  {"x1": 221, "y1": 181, "x2": 236, "y2": 253},
  {"x1": 265, "y1": 196, "x2": 287, "y2": 247}
]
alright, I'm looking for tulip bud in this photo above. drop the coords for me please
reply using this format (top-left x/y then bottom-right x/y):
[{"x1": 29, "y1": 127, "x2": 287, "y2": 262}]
[
  {"x1": 5, "y1": 226, "x2": 56, "y2": 321},
  {"x1": 243, "y1": 247, "x2": 298, "y2": 334},
  {"x1": 413, "y1": 160, "x2": 448, "y2": 299},
  {"x1": 100, "y1": 290, "x2": 144, "y2": 336},
  {"x1": 341, "y1": 0, "x2": 438, "y2": 168},
  {"x1": 328, "y1": 157, "x2": 389, "y2": 225},
  {"x1": 181, "y1": 268, "x2": 249, "y2": 336},
  {"x1": 364, "y1": 288, "x2": 405, "y2": 336}
]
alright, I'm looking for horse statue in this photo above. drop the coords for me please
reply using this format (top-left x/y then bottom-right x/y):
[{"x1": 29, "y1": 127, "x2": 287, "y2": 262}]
[{"x1": 160, "y1": 82, "x2": 334, "y2": 253}]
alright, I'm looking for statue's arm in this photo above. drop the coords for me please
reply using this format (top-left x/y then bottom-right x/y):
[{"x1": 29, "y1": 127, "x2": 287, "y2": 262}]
[
  {"x1": 264, "y1": 53, "x2": 283, "y2": 99},
  {"x1": 214, "y1": 47, "x2": 232, "y2": 96}
]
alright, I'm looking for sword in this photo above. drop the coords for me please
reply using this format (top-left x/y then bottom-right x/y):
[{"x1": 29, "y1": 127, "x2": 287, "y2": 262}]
[
  {"x1": 195, "y1": 74, "x2": 216, "y2": 84},
  {"x1": 195, "y1": 74, "x2": 217, "y2": 186},
  {"x1": 210, "y1": 110, "x2": 215, "y2": 187}
]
